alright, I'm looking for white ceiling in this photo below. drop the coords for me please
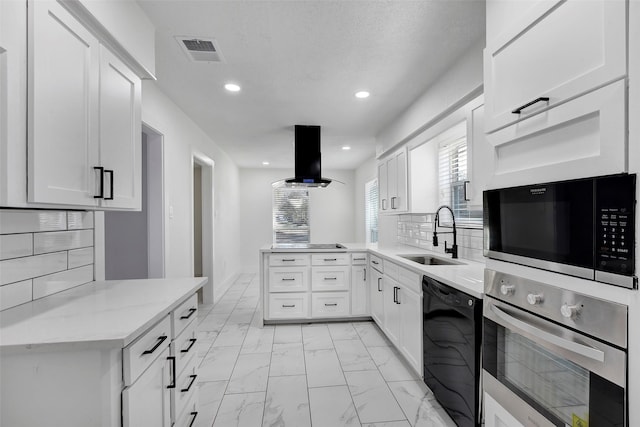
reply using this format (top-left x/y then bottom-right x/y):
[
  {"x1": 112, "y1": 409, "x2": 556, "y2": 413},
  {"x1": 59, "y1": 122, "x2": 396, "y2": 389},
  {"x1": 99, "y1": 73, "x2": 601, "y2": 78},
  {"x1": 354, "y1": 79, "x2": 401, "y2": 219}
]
[{"x1": 138, "y1": 0, "x2": 485, "y2": 170}]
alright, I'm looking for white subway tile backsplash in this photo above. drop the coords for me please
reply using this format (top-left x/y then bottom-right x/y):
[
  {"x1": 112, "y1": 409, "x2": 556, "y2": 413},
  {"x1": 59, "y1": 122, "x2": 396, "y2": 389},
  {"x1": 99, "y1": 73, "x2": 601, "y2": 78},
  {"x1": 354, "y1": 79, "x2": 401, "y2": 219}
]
[
  {"x1": 0, "y1": 210, "x2": 66, "y2": 234},
  {"x1": 0, "y1": 234, "x2": 33, "y2": 260},
  {"x1": 33, "y1": 265, "x2": 94, "y2": 299},
  {"x1": 33, "y1": 229, "x2": 93, "y2": 254},
  {"x1": 68, "y1": 247, "x2": 94, "y2": 269},
  {"x1": 67, "y1": 211, "x2": 94, "y2": 230},
  {"x1": 0, "y1": 280, "x2": 33, "y2": 310},
  {"x1": 0, "y1": 252, "x2": 68, "y2": 285}
]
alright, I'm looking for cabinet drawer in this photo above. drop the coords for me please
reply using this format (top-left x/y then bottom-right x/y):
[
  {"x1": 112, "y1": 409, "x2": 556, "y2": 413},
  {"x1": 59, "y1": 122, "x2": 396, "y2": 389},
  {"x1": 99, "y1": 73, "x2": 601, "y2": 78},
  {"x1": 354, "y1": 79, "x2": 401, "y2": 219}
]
[
  {"x1": 351, "y1": 253, "x2": 368, "y2": 265},
  {"x1": 398, "y1": 266, "x2": 421, "y2": 294},
  {"x1": 268, "y1": 293, "x2": 309, "y2": 319},
  {"x1": 269, "y1": 254, "x2": 310, "y2": 266},
  {"x1": 383, "y1": 260, "x2": 399, "y2": 281},
  {"x1": 175, "y1": 383, "x2": 199, "y2": 427},
  {"x1": 369, "y1": 254, "x2": 383, "y2": 272},
  {"x1": 311, "y1": 266, "x2": 349, "y2": 291},
  {"x1": 172, "y1": 316, "x2": 198, "y2": 377},
  {"x1": 311, "y1": 292, "x2": 350, "y2": 318},
  {"x1": 172, "y1": 293, "x2": 198, "y2": 339},
  {"x1": 172, "y1": 352, "x2": 198, "y2": 422},
  {"x1": 269, "y1": 267, "x2": 309, "y2": 292},
  {"x1": 123, "y1": 315, "x2": 172, "y2": 386},
  {"x1": 311, "y1": 253, "x2": 349, "y2": 266}
]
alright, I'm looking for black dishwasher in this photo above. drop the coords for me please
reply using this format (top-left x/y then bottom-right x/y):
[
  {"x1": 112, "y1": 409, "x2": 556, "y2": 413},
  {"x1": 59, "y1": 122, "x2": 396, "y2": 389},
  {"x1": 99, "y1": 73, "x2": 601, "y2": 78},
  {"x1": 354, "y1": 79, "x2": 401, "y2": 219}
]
[{"x1": 422, "y1": 275, "x2": 482, "y2": 427}]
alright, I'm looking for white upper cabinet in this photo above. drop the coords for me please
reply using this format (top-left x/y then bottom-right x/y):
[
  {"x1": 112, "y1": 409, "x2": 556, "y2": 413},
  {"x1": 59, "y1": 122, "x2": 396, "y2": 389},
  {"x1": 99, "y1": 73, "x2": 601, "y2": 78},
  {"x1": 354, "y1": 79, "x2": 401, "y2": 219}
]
[
  {"x1": 484, "y1": 0, "x2": 627, "y2": 133},
  {"x1": 409, "y1": 140, "x2": 438, "y2": 213},
  {"x1": 99, "y1": 46, "x2": 142, "y2": 210},
  {"x1": 28, "y1": 0, "x2": 100, "y2": 207},
  {"x1": 378, "y1": 147, "x2": 408, "y2": 213},
  {"x1": 465, "y1": 103, "x2": 493, "y2": 207}
]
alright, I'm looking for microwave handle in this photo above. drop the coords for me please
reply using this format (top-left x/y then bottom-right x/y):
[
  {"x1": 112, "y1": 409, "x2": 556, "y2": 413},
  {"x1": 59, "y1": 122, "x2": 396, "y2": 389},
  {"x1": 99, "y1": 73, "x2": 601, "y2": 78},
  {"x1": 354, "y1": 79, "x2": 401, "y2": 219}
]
[{"x1": 490, "y1": 303, "x2": 604, "y2": 362}]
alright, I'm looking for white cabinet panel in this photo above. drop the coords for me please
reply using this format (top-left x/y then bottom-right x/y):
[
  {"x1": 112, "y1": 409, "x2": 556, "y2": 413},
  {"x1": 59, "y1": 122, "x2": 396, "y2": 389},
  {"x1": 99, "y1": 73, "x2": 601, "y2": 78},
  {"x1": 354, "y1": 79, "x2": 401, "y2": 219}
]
[
  {"x1": 311, "y1": 266, "x2": 349, "y2": 291},
  {"x1": 311, "y1": 292, "x2": 350, "y2": 317},
  {"x1": 98, "y1": 46, "x2": 141, "y2": 209},
  {"x1": 28, "y1": 0, "x2": 100, "y2": 207},
  {"x1": 487, "y1": 79, "x2": 626, "y2": 188},
  {"x1": 311, "y1": 253, "x2": 350, "y2": 265},
  {"x1": 268, "y1": 293, "x2": 310, "y2": 319},
  {"x1": 398, "y1": 286, "x2": 422, "y2": 373},
  {"x1": 171, "y1": 293, "x2": 198, "y2": 338},
  {"x1": 378, "y1": 161, "x2": 388, "y2": 211},
  {"x1": 382, "y1": 278, "x2": 400, "y2": 345},
  {"x1": 370, "y1": 268, "x2": 384, "y2": 325},
  {"x1": 485, "y1": 0, "x2": 626, "y2": 132},
  {"x1": 269, "y1": 267, "x2": 309, "y2": 292},
  {"x1": 466, "y1": 103, "x2": 494, "y2": 206},
  {"x1": 123, "y1": 315, "x2": 172, "y2": 386},
  {"x1": 351, "y1": 265, "x2": 368, "y2": 316},
  {"x1": 378, "y1": 147, "x2": 408, "y2": 213},
  {"x1": 269, "y1": 253, "x2": 310, "y2": 267}
]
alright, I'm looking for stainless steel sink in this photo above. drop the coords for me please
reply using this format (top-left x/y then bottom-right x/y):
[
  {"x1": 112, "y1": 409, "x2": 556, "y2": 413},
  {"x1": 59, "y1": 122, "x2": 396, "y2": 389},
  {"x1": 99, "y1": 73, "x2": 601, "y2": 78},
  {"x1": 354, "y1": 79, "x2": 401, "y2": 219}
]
[{"x1": 398, "y1": 255, "x2": 464, "y2": 266}]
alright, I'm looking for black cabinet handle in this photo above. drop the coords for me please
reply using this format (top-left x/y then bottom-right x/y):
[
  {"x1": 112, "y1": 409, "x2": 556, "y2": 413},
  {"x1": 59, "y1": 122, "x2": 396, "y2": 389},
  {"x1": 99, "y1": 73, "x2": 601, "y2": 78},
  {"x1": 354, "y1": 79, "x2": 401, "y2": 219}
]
[
  {"x1": 324, "y1": 258, "x2": 337, "y2": 261},
  {"x1": 324, "y1": 277, "x2": 337, "y2": 281},
  {"x1": 93, "y1": 166, "x2": 104, "y2": 199},
  {"x1": 372, "y1": 260, "x2": 379, "y2": 265},
  {"x1": 282, "y1": 304, "x2": 296, "y2": 308},
  {"x1": 180, "y1": 307, "x2": 197, "y2": 320},
  {"x1": 142, "y1": 335, "x2": 167, "y2": 355},
  {"x1": 181, "y1": 374, "x2": 198, "y2": 393},
  {"x1": 166, "y1": 356, "x2": 176, "y2": 389},
  {"x1": 188, "y1": 412, "x2": 198, "y2": 427},
  {"x1": 181, "y1": 338, "x2": 197, "y2": 353},
  {"x1": 282, "y1": 259, "x2": 296, "y2": 262},
  {"x1": 463, "y1": 181, "x2": 470, "y2": 201},
  {"x1": 381, "y1": 199, "x2": 387, "y2": 210},
  {"x1": 281, "y1": 278, "x2": 296, "y2": 281},
  {"x1": 377, "y1": 277, "x2": 382, "y2": 292},
  {"x1": 324, "y1": 303, "x2": 338, "y2": 307},
  {"x1": 104, "y1": 169, "x2": 114, "y2": 200},
  {"x1": 353, "y1": 258, "x2": 366, "y2": 261},
  {"x1": 391, "y1": 197, "x2": 397, "y2": 209},
  {"x1": 363, "y1": 268, "x2": 367, "y2": 281},
  {"x1": 511, "y1": 97, "x2": 550, "y2": 114},
  {"x1": 395, "y1": 287, "x2": 401, "y2": 304}
]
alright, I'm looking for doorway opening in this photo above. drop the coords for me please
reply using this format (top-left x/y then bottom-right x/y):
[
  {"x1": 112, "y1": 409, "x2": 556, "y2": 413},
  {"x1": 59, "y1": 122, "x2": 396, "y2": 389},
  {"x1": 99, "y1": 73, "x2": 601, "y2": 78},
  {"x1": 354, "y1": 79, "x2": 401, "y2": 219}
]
[
  {"x1": 104, "y1": 125, "x2": 165, "y2": 279},
  {"x1": 192, "y1": 153, "x2": 214, "y2": 304}
]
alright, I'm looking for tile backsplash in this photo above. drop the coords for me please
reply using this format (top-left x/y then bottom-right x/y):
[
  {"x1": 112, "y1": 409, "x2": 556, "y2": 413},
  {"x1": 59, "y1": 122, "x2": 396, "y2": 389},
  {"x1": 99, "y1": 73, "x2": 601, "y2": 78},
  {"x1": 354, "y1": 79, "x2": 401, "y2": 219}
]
[
  {"x1": 0, "y1": 209, "x2": 94, "y2": 311},
  {"x1": 397, "y1": 214, "x2": 484, "y2": 263}
]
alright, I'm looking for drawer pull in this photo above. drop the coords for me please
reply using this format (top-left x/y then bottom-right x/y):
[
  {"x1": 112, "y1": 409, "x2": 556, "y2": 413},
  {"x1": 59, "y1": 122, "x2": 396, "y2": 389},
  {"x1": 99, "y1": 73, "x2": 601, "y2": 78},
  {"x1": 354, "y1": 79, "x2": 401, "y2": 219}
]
[
  {"x1": 391, "y1": 196, "x2": 397, "y2": 209},
  {"x1": 181, "y1": 374, "x2": 198, "y2": 393},
  {"x1": 93, "y1": 166, "x2": 104, "y2": 198},
  {"x1": 353, "y1": 257, "x2": 366, "y2": 261},
  {"x1": 511, "y1": 97, "x2": 550, "y2": 114},
  {"x1": 167, "y1": 356, "x2": 176, "y2": 389},
  {"x1": 363, "y1": 269, "x2": 367, "y2": 281},
  {"x1": 282, "y1": 258, "x2": 296, "y2": 262},
  {"x1": 282, "y1": 304, "x2": 296, "y2": 308},
  {"x1": 142, "y1": 335, "x2": 168, "y2": 355},
  {"x1": 188, "y1": 412, "x2": 198, "y2": 427},
  {"x1": 324, "y1": 277, "x2": 337, "y2": 281},
  {"x1": 372, "y1": 260, "x2": 379, "y2": 265},
  {"x1": 377, "y1": 277, "x2": 382, "y2": 292},
  {"x1": 180, "y1": 307, "x2": 197, "y2": 320},
  {"x1": 323, "y1": 258, "x2": 337, "y2": 261},
  {"x1": 324, "y1": 303, "x2": 338, "y2": 307},
  {"x1": 181, "y1": 338, "x2": 197, "y2": 353},
  {"x1": 104, "y1": 169, "x2": 114, "y2": 200},
  {"x1": 281, "y1": 278, "x2": 296, "y2": 281}
]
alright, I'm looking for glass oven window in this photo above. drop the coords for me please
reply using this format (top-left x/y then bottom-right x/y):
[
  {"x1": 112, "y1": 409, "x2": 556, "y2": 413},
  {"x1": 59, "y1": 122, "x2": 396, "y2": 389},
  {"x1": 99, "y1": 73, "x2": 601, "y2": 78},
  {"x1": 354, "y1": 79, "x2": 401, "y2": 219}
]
[{"x1": 500, "y1": 330, "x2": 590, "y2": 426}]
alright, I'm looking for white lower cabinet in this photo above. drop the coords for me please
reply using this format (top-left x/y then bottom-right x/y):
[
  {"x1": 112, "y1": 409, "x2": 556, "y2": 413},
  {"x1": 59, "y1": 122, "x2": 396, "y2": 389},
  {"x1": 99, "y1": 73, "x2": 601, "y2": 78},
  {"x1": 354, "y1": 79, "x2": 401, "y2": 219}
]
[
  {"x1": 369, "y1": 267, "x2": 384, "y2": 325},
  {"x1": 351, "y1": 265, "x2": 368, "y2": 315},
  {"x1": 382, "y1": 278, "x2": 401, "y2": 345},
  {"x1": 311, "y1": 292, "x2": 350, "y2": 317},
  {"x1": 269, "y1": 293, "x2": 310, "y2": 319},
  {"x1": 484, "y1": 393, "x2": 525, "y2": 427},
  {"x1": 397, "y1": 286, "x2": 422, "y2": 373},
  {"x1": 122, "y1": 346, "x2": 172, "y2": 427},
  {"x1": 311, "y1": 266, "x2": 349, "y2": 291}
]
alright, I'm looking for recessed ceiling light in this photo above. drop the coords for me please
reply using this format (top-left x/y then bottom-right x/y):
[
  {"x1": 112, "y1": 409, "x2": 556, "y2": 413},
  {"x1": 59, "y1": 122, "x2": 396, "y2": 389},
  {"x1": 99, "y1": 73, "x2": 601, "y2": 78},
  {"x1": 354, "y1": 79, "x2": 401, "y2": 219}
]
[
  {"x1": 355, "y1": 91, "x2": 370, "y2": 99},
  {"x1": 224, "y1": 83, "x2": 241, "y2": 92},
  {"x1": 262, "y1": 161, "x2": 270, "y2": 166},
  {"x1": 342, "y1": 146, "x2": 351, "y2": 150}
]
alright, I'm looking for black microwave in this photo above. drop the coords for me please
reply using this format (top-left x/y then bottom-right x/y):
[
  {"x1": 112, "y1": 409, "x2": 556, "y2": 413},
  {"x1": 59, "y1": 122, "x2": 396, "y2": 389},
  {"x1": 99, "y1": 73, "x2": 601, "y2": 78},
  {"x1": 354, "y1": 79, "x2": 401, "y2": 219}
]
[{"x1": 483, "y1": 174, "x2": 637, "y2": 288}]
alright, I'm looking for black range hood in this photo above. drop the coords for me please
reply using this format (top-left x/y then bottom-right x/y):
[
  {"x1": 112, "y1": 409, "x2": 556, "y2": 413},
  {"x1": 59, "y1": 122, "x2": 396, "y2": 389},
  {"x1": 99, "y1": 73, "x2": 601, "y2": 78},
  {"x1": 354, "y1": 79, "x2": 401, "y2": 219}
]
[{"x1": 284, "y1": 125, "x2": 332, "y2": 187}]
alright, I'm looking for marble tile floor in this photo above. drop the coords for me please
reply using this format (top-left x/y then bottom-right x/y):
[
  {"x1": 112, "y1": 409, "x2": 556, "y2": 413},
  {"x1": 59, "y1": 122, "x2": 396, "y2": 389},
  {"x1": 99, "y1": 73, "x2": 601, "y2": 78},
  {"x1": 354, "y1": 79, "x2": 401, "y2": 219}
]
[{"x1": 193, "y1": 273, "x2": 456, "y2": 427}]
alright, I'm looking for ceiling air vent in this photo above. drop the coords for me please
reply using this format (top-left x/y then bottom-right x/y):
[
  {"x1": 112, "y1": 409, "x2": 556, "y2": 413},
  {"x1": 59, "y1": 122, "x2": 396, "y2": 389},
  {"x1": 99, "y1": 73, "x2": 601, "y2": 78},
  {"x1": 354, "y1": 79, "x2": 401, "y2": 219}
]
[{"x1": 176, "y1": 36, "x2": 224, "y2": 63}]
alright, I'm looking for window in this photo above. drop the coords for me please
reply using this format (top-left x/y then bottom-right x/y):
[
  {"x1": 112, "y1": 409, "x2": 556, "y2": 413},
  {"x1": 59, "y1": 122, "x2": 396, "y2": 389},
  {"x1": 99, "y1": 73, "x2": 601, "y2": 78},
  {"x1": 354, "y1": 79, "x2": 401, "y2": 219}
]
[
  {"x1": 438, "y1": 122, "x2": 483, "y2": 227},
  {"x1": 272, "y1": 185, "x2": 310, "y2": 243},
  {"x1": 365, "y1": 179, "x2": 379, "y2": 243}
]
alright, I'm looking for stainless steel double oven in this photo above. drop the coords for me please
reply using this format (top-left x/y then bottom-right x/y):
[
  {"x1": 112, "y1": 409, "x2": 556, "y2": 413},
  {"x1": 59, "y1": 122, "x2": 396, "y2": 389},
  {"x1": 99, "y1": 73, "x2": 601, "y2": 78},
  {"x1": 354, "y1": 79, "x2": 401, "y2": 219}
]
[{"x1": 483, "y1": 269, "x2": 628, "y2": 427}]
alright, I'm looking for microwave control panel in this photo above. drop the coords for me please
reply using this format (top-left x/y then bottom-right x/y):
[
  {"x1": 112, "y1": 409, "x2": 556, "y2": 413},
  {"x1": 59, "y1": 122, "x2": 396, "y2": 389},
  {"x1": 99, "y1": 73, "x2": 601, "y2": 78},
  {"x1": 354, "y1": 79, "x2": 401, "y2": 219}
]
[{"x1": 596, "y1": 175, "x2": 636, "y2": 276}]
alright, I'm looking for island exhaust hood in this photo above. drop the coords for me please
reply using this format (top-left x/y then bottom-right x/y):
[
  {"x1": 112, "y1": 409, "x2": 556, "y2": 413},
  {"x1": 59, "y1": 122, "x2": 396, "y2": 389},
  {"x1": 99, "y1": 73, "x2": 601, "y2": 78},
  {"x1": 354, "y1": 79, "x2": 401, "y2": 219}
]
[{"x1": 282, "y1": 125, "x2": 333, "y2": 187}]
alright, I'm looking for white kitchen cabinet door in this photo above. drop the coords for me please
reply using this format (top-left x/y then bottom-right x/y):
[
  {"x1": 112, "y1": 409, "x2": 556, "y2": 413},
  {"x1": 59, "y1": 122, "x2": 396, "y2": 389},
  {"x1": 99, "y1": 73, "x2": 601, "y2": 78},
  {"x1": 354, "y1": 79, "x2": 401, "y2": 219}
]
[
  {"x1": 351, "y1": 265, "x2": 369, "y2": 316},
  {"x1": 370, "y1": 268, "x2": 384, "y2": 326},
  {"x1": 378, "y1": 161, "x2": 389, "y2": 211},
  {"x1": 28, "y1": 0, "x2": 100, "y2": 207},
  {"x1": 122, "y1": 346, "x2": 171, "y2": 427},
  {"x1": 392, "y1": 149, "x2": 407, "y2": 211},
  {"x1": 98, "y1": 46, "x2": 141, "y2": 210},
  {"x1": 484, "y1": 0, "x2": 626, "y2": 133},
  {"x1": 466, "y1": 103, "x2": 493, "y2": 206},
  {"x1": 484, "y1": 393, "x2": 525, "y2": 427},
  {"x1": 382, "y1": 278, "x2": 400, "y2": 346},
  {"x1": 398, "y1": 286, "x2": 422, "y2": 374}
]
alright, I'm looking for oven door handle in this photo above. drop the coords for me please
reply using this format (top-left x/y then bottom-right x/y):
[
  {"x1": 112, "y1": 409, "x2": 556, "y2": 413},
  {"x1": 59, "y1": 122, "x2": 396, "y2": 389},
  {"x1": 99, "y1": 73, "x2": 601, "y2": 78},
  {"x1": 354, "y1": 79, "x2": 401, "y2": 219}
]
[{"x1": 490, "y1": 304, "x2": 605, "y2": 362}]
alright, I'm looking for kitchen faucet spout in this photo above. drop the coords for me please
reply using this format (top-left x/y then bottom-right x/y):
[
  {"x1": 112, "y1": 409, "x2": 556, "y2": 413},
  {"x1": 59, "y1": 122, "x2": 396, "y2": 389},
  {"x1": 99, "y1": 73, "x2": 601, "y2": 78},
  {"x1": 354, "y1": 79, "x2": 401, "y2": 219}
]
[{"x1": 433, "y1": 205, "x2": 458, "y2": 259}]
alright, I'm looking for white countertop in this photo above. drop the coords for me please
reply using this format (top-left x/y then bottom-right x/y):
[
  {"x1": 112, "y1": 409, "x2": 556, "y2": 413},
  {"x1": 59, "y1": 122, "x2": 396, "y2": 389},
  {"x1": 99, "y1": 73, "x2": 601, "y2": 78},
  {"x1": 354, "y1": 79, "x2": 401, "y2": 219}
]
[
  {"x1": 262, "y1": 242, "x2": 485, "y2": 298},
  {"x1": 0, "y1": 277, "x2": 207, "y2": 350}
]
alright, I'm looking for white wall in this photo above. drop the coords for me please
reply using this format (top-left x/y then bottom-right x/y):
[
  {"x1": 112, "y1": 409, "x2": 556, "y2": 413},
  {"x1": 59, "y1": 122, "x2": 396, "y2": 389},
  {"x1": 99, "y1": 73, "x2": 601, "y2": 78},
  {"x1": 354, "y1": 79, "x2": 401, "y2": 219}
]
[
  {"x1": 354, "y1": 156, "x2": 377, "y2": 243},
  {"x1": 238, "y1": 168, "x2": 357, "y2": 272},
  {"x1": 139, "y1": 81, "x2": 241, "y2": 302},
  {"x1": 376, "y1": 40, "x2": 484, "y2": 156}
]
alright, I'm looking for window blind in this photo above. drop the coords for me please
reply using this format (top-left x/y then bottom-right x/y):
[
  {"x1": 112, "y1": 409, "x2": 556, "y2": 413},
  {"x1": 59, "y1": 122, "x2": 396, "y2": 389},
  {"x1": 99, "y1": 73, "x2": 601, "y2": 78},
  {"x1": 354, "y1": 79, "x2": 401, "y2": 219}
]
[
  {"x1": 365, "y1": 179, "x2": 379, "y2": 243},
  {"x1": 272, "y1": 186, "x2": 310, "y2": 243}
]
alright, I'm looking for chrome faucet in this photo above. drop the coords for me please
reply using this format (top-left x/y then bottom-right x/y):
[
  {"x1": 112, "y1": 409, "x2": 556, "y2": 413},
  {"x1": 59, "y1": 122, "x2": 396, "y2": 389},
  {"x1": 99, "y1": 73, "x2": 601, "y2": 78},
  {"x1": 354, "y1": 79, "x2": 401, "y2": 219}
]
[{"x1": 433, "y1": 205, "x2": 458, "y2": 259}]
